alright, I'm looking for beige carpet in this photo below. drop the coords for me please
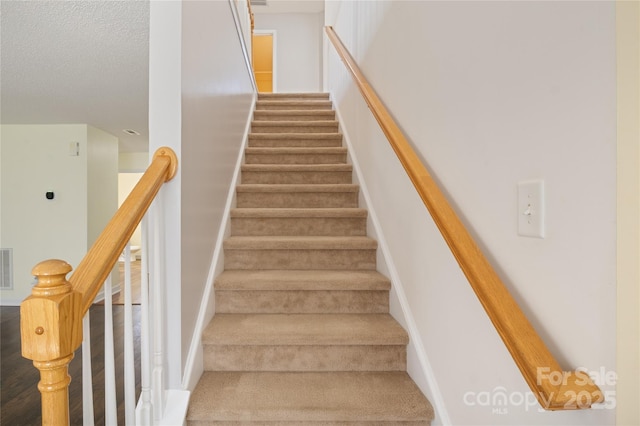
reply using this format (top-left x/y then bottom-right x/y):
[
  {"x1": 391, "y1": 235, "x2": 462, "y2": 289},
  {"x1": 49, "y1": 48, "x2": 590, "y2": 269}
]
[{"x1": 186, "y1": 92, "x2": 434, "y2": 424}]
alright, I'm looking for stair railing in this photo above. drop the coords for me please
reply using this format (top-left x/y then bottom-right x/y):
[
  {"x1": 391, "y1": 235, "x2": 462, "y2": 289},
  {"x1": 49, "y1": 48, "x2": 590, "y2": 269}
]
[
  {"x1": 325, "y1": 25, "x2": 603, "y2": 410},
  {"x1": 20, "y1": 147, "x2": 178, "y2": 425}
]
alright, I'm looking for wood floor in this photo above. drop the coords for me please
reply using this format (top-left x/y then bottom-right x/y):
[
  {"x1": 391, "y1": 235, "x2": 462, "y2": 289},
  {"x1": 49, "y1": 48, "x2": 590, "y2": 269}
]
[{"x1": 1, "y1": 305, "x2": 141, "y2": 425}]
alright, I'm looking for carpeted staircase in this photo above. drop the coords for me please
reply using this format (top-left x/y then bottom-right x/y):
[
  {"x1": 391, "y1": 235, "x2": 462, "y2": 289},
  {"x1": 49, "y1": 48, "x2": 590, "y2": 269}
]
[{"x1": 186, "y1": 93, "x2": 434, "y2": 424}]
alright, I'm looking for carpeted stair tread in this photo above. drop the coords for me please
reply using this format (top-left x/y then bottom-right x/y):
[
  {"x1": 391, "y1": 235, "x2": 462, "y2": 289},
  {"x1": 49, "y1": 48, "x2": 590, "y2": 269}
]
[
  {"x1": 203, "y1": 314, "x2": 408, "y2": 346},
  {"x1": 244, "y1": 147, "x2": 347, "y2": 155},
  {"x1": 242, "y1": 164, "x2": 351, "y2": 172},
  {"x1": 244, "y1": 147, "x2": 348, "y2": 164},
  {"x1": 254, "y1": 110, "x2": 336, "y2": 121},
  {"x1": 258, "y1": 92, "x2": 330, "y2": 100},
  {"x1": 241, "y1": 164, "x2": 353, "y2": 184},
  {"x1": 253, "y1": 120, "x2": 339, "y2": 127},
  {"x1": 215, "y1": 270, "x2": 390, "y2": 291},
  {"x1": 231, "y1": 208, "x2": 366, "y2": 236},
  {"x1": 252, "y1": 121, "x2": 339, "y2": 134},
  {"x1": 187, "y1": 371, "x2": 433, "y2": 423},
  {"x1": 231, "y1": 208, "x2": 367, "y2": 219},
  {"x1": 248, "y1": 133, "x2": 343, "y2": 148},
  {"x1": 255, "y1": 99, "x2": 333, "y2": 110},
  {"x1": 249, "y1": 133, "x2": 343, "y2": 141},
  {"x1": 236, "y1": 184, "x2": 358, "y2": 193},
  {"x1": 223, "y1": 236, "x2": 377, "y2": 250},
  {"x1": 236, "y1": 184, "x2": 359, "y2": 208}
]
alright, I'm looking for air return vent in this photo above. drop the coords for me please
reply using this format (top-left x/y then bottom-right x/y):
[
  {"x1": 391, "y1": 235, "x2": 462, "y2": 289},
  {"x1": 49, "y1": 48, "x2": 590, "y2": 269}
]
[
  {"x1": 250, "y1": 0, "x2": 268, "y2": 6},
  {"x1": 0, "y1": 249, "x2": 13, "y2": 290}
]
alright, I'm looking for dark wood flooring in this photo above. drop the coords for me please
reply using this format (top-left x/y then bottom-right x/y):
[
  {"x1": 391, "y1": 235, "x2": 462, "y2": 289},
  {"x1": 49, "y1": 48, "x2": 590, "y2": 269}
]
[{"x1": 1, "y1": 305, "x2": 141, "y2": 425}]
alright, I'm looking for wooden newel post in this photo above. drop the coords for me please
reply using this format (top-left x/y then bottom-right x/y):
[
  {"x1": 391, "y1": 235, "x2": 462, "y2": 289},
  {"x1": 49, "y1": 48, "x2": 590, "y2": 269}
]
[{"x1": 20, "y1": 259, "x2": 83, "y2": 426}]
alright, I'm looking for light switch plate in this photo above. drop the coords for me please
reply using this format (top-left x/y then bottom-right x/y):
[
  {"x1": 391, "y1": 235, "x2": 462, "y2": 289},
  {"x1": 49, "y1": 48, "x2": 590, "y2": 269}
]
[
  {"x1": 518, "y1": 180, "x2": 545, "y2": 238},
  {"x1": 69, "y1": 142, "x2": 79, "y2": 156}
]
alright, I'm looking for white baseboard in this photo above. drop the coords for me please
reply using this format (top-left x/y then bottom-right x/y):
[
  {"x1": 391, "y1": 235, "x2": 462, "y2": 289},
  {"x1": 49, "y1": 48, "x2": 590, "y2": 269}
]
[
  {"x1": 158, "y1": 389, "x2": 191, "y2": 426},
  {"x1": 333, "y1": 97, "x2": 451, "y2": 426}
]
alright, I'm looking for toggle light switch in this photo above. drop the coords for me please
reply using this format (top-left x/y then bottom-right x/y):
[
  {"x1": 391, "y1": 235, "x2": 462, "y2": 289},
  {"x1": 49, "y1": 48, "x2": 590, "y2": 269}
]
[{"x1": 518, "y1": 180, "x2": 545, "y2": 238}]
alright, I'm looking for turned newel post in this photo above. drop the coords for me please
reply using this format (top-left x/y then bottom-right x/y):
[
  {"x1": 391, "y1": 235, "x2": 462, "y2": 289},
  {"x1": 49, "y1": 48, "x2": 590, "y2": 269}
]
[{"x1": 20, "y1": 259, "x2": 83, "y2": 426}]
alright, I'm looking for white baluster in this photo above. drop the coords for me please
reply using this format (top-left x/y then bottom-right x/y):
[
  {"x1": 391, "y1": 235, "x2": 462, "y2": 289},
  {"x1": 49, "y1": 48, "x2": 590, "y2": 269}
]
[
  {"x1": 123, "y1": 243, "x2": 136, "y2": 425},
  {"x1": 82, "y1": 312, "x2": 95, "y2": 426},
  {"x1": 137, "y1": 217, "x2": 152, "y2": 425},
  {"x1": 152, "y1": 200, "x2": 165, "y2": 421},
  {"x1": 104, "y1": 276, "x2": 118, "y2": 424}
]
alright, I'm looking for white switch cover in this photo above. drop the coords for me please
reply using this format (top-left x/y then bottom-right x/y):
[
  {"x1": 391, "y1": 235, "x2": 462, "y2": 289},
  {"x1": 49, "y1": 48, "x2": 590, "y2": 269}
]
[
  {"x1": 69, "y1": 142, "x2": 79, "y2": 156},
  {"x1": 518, "y1": 180, "x2": 545, "y2": 238}
]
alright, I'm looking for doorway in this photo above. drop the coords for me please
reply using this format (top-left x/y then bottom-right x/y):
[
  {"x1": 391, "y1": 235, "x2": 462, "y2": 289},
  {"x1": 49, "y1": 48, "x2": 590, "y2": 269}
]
[{"x1": 252, "y1": 30, "x2": 277, "y2": 92}]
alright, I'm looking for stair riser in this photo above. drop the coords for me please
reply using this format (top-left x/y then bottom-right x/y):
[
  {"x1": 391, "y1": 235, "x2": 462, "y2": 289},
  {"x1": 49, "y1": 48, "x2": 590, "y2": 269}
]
[
  {"x1": 236, "y1": 192, "x2": 359, "y2": 208},
  {"x1": 255, "y1": 102, "x2": 333, "y2": 111},
  {"x1": 242, "y1": 171, "x2": 352, "y2": 185},
  {"x1": 258, "y1": 94, "x2": 330, "y2": 100},
  {"x1": 231, "y1": 217, "x2": 366, "y2": 236},
  {"x1": 244, "y1": 153, "x2": 347, "y2": 164},
  {"x1": 254, "y1": 112, "x2": 336, "y2": 122},
  {"x1": 252, "y1": 124, "x2": 339, "y2": 134},
  {"x1": 215, "y1": 290, "x2": 388, "y2": 314},
  {"x1": 224, "y1": 249, "x2": 376, "y2": 270},
  {"x1": 189, "y1": 422, "x2": 427, "y2": 425},
  {"x1": 248, "y1": 138, "x2": 343, "y2": 148},
  {"x1": 204, "y1": 345, "x2": 406, "y2": 372}
]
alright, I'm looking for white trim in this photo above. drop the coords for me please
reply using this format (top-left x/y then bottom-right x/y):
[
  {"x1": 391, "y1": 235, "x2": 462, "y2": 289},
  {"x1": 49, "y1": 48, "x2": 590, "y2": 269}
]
[
  {"x1": 253, "y1": 30, "x2": 277, "y2": 93},
  {"x1": 181, "y1": 93, "x2": 257, "y2": 391},
  {"x1": 333, "y1": 97, "x2": 451, "y2": 426},
  {"x1": 157, "y1": 389, "x2": 191, "y2": 426}
]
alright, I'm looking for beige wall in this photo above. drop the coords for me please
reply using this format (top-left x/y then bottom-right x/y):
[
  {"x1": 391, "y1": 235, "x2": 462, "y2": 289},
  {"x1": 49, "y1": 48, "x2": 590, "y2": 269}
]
[
  {"x1": 327, "y1": 2, "x2": 617, "y2": 424},
  {"x1": 254, "y1": 11, "x2": 323, "y2": 92},
  {"x1": 149, "y1": 0, "x2": 255, "y2": 387},
  {"x1": 0, "y1": 124, "x2": 118, "y2": 305},
  {"x1": 616, "y1": 2, "x2": 640, "y2": 424},
  {"x1": 87, "y1": 126, "x2": 119, "y2": 247}
]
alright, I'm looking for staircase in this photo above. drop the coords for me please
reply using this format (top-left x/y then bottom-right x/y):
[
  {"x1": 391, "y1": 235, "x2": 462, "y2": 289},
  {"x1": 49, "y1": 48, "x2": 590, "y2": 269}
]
[{"x1": 186, "y1": 93, "x2": 434, "y2": 424}]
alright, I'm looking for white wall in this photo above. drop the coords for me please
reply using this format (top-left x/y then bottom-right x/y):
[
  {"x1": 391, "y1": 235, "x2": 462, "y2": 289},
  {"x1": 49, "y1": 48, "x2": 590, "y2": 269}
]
[
  {"x1": 326, "y1": 2, "x2": 616, "y2": 425},
  {"x1": 118, "y1": 173, "x2": 143, "y2": 248},
  {"x1": 87, "y1": 126, "x2": 119, "y2": 247},
  {"x1": 181, "y1": 0, "x2": 255, "y2": 375},
  {"x1": 149, "y1": 0, "x2": 255, "y2": 387},
  {"x1": 119, "y1": 152, "x2": 149, "y2": 172},
  {"x1": 254, "y1": 12, "x2": 323, "y2": 92},
  {"x1": 0, "y1": 124, "x2": 118, "y2": 305}
]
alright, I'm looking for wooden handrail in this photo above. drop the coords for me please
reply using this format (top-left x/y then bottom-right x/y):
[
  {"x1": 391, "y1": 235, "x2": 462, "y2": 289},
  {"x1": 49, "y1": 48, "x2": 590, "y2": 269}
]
[
  {"x1": 73, "y1": 147, "x2": 177, "y2": 314},
  {"x1": 325, "y1": 26, "x2": 603, "y2": 410},
  {"x1": 20, "y1": 147, "x2": 177, "y2": 425}
]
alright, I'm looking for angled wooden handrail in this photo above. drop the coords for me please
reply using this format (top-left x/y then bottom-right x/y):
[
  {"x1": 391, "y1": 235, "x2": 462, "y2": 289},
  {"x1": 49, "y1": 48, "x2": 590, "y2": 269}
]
[
  {"x1": 20, "y1": 147, "x2": 177, "y2": 425},
  {"x1": 73, "y1": 147, "x2": 177, "y2": 314},
  {"x1": 325, "y1": 25, "x2": 603, "y2": 410}
]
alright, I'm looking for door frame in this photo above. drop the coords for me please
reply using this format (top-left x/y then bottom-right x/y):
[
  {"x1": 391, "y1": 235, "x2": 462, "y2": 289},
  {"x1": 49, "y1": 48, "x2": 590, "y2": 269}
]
[{"x1": 253, "y1": 29, "x2": 277, "y2": 93}]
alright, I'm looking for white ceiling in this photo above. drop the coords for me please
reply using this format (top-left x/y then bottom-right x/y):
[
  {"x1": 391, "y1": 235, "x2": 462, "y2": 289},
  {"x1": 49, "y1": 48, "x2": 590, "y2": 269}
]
[
  {"x1": 1, "y1": 0, "x2": 324, "y2": 154},
  {"x1": 1, "y1": 1, "x2": 150, "y2": 153}
]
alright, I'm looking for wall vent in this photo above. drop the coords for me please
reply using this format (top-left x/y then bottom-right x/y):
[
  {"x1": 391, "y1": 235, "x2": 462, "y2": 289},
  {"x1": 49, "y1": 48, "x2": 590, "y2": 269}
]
[
  {"x1": 251, "y1": 0, "x2": 268, "y2": 6},
  {"x1": 0, "y1": 249, "x2": 13, "y2": 290}
]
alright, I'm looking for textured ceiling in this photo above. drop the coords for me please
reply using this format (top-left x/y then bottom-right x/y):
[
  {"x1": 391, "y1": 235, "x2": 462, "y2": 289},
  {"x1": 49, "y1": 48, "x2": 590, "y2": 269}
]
[
  {"x1": 1, "y1": 1, "x2": 150, "y2": 153},
  {"x1": 0, "y1": 1, "x2": 323, "y2": 154}
]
